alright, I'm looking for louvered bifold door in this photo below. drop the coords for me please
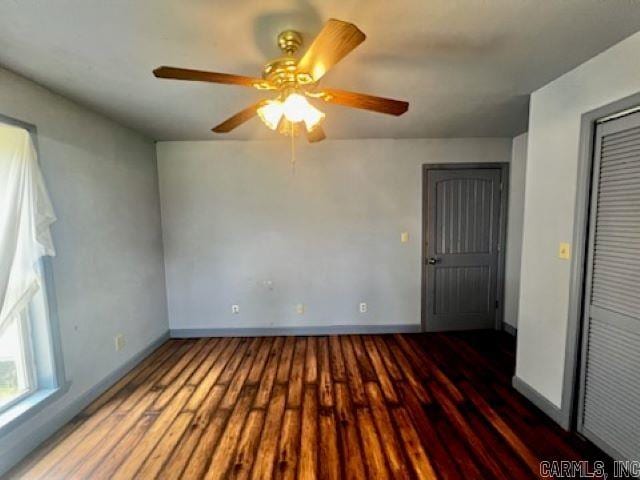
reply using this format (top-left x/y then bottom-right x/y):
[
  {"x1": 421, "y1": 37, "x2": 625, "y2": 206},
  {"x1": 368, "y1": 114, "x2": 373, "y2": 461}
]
[{"x1": 577, "y1": 111, "x2": 640, "y2": 461}]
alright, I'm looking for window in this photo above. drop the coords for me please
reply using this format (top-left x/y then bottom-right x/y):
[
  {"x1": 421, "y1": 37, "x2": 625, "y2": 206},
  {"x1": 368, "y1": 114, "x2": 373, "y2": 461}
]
[
  {"x1": 0, "y1": 118, "x2": 64, "y2": 431},
  {"x1": 0, "y1": 311, "x2": 36, "y2": 412}
]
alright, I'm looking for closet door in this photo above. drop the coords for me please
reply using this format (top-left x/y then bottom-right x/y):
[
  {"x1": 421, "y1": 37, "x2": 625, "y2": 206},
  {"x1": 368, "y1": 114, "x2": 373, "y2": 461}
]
[{"x1": 577, "y1": 111, "x2": 640, "y2": 461}]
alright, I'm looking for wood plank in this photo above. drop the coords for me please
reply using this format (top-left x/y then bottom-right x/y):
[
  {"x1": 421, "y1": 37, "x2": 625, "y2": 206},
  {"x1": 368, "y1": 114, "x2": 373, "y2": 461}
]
[
  {"x1": 388, "y1": 339, "x2": 431, "y2": 404},
  {"x1": 427, "y1": 406, "x2": 485, "y2": 480},
  {"x1": 288, "y1": 337, "x2": 307, "y2": 408},
  {"x1": 229, "y1": 409, "x2": 266, "y2": 480},
  {"x1": 158, "y1": 384, "x2": 227, "y2": 479},
  {"x1": 247, "y1": 337, "x2": 275, "y2": 385},
  {"x1": 274, "y1": 409, "x2": 301, "y2": 480},
  {"x1": 154, "y1": 338, "x2": 211, "y2": 409},
  {"x1": 63, "y1": 391, "x2": 158, "y2": 479},
  {"x1": 407, "y1": 336, "x2": 464, "y2": 403},
  {"x1": 136, "y1": 411, "x2": 194, "y2": 479},
  {"x1": 221, "y1": 337, "x2": 262, "y2": 409},
  {"x1": 460, "y1": 380, "x2": 541, "y2": 477},
  {"x1": 392, "y1": 407, "x2": 438, "y2": 480},
  {"x1": 88, "y1": 411, "x2": 156, "y2": 480},
  {"x1": 349, "y1": 335, "x2": 376, "y2": 382},
  {"x1": 48, "y1": 341, "x2": 201, "y2": 478},
  {"x1": 156, "y1": 339, "x2": 206, "y2": 388},
  {"x1": 397, "y1": 382, "x2": 460, "y2": 480},
  {"x1": 112, "y1": 385, "x2": 196, "y2": 480},
  {"x1": 276, "y1": 336, "x2": 296, "y2": 384},
  {"x1": 218, "y1": 338, "x2": 252, "y2": 384},
  {"x1": 304, "y1": 336, "x2": 318, "y2": 383},
  {"x1": 363, "y1": 335, "x2": 398, "y2": 403},
  {"x1": 335, "y1": 383, "x2": 367, "y2": 479},
  {"x1": 317, "y1": 337, "x2": 334, "y2": 408},
  {"x1": 374, "y1": 336, "x2": 403, "y2": 381},
  {"x1": 21, "y1": 342, "x2": 187, "y2": 479},
  {"x1": 340, "y1": 336, "x2": 367, "y2": 406},
  {"x1": 329, "y1": 335, "x2": 346, "y2": 381},
  {"x1": 297, "y1": 386, "x2": 318, "y2": 480},
  {"x1": 318, "y1": 408, "x2": 340, "y2": 480},
  {"x1": 356, "y1": 407, "x2": 390, "y2": 480},
  {"x1": 117, "y1": 341, "x2": 197, "y2": 412},
  {"x1": 393, "y1": 334, "x2": 430, "y2": 381},
  {"x1": 204, "y1": 386, "x2": 257, "y2": 480},
  {"x1": 187, "y1": 338, "x2": 222, "y2": 386},
  {"x1": 180, "y1": 401, "x2": 231, "y2": 479},
  {"x1": 84, "y1": 339, "x2": 176, "y2": 415},
  {"x1": 251, "y1": 384, "x2": 287, "y2": 480},
  {"x1": 13, "y1": 333, "x2": 613, "y2": 480},
  {"x1": 365, "y1": 382, "x2": 412, "y2": 480},
  {"x1": 464, "y1": 410, "x2": 534, "y2": 480},
  {"x1": 429, "y1": 381, "x2": 508, "y2": 479},
  {"x1": 185, "y1": 337, "x2": 240, "y2": 411},
  {"x1": 255, "y1": 337, "x2": 285, "y2": 408}
]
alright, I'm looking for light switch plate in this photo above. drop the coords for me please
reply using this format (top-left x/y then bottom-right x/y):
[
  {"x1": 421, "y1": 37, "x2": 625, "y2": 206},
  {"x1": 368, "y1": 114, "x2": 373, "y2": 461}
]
[
  {"x1": 296, "y1": 304, "x2": 305, "y2": 315},
  {"x1": 558, "y1": 242, "x2": 571, "y2": 260},
  {"x1": 400, "y1": 231, "x2": 409, "y2": 243},
  {"x1": 114, "y1": 334, "x2": 125, "y2": 352}
]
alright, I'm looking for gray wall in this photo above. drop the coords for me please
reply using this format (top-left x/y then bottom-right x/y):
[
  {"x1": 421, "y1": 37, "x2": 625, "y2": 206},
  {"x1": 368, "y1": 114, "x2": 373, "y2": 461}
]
[
  {"x1": 0, "y1": 67, "x2": 168, "y2": 473},
  {"x1": 516, "y1": 30, "x2": 640, "y2": 408},
  {"x1": 157, "y1": 138, "x2": 513, "y2": 333},
  {"x1": 504, "y1": 133, "x2": 528, "y2": 329}
]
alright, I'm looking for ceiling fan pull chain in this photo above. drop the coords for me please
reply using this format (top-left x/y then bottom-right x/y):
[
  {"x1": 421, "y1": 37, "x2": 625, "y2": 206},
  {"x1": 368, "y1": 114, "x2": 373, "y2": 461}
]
[{"x1": 290, "y1": 122, "x2": 296, "y2": 175}]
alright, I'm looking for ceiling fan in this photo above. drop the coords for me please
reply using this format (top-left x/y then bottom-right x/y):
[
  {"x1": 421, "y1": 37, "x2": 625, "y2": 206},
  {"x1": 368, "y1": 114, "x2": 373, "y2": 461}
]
[{"x1": 153, "y1": 19, "x2": 409, "y2": 142}]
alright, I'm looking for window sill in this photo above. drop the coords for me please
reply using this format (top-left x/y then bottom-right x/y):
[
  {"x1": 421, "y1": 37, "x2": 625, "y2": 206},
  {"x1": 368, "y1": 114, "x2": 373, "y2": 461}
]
[{"x1": 0, "y1": 383, "x2": 70, "y2": 437}]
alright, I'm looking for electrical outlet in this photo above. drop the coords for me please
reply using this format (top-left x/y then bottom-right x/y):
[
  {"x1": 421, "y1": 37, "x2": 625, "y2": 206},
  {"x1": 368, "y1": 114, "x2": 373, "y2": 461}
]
[
  {"x1": 296, "y1": 304, "x2": 305, "y2": 315},
  {"x1": 232, "y1": 304, "x2": 240, "y2": 314},
  {"x1": 558, "y1": 242, "x2": 571, "y2": 260},
  {"x1": 114, "y1": 334, "x2": 125, "y2": 352},
  {"x1": 400, "y1": 231, "x2": 409, "y2": 243},
  {"x1": 359, "y1": 302, "x2": 367, "y2": 313}
]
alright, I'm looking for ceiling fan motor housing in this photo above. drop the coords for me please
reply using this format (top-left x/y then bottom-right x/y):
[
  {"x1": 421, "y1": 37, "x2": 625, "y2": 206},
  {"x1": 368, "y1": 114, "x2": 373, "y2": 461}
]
[{"x1": 262, "y1": 30, "x2": 313, "y2": 89}]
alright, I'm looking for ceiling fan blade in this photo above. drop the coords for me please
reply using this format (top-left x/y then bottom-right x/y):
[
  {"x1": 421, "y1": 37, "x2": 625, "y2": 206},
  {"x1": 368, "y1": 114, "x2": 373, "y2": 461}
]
[
  {"x1": 154, "y1": 66, "x2": 271, "y2": 89},
  {"x1": 212, "y1": 101, "x2": 267, "y2": 133},
  {"x1": 320, "y1": 87, "x2": 409, "y2": 116},
  {"x1": 297, "y1": 19, "x2": 365, "y2": 82},
  {"x1": 305, "y1": 125, "x2": 326, "y2": 143}
]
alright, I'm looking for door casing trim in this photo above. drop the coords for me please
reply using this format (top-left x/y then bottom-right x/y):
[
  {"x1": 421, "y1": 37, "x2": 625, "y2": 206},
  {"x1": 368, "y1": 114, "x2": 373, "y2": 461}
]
[
  {"x1": 562, "y1": 91, "x2": 640, "y2": 432},
  {"x1": 420, "y1": 163, "x2": 510, "y2": 332}
]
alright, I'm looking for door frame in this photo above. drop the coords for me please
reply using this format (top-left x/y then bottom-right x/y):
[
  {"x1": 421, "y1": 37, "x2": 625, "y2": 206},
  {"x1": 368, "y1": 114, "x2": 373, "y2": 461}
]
[
  {"x1": 421, "y1": 163, "x2": 510, "y2": 332},
  {"x1": 562, "y1": 92, "x2": 640, "y2": 432}
]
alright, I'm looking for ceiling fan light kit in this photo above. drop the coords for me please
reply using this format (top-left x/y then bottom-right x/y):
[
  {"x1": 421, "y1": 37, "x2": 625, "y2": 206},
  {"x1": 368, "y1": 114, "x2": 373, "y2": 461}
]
[{"x1": 153, "y1": 19, "x2": 409, "y2": 143}]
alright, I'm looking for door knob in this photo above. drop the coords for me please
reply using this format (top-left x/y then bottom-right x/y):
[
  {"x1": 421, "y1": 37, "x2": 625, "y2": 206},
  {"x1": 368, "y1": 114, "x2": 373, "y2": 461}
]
[{"x1": 427, "y1": 257, "x2": 440, "y2": 265}]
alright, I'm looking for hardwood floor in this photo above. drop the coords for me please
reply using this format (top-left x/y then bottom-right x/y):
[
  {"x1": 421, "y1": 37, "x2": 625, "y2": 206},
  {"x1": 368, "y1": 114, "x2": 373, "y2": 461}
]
[{"x1": 9, "y1": 332, "x2": 609, "y2": 479}]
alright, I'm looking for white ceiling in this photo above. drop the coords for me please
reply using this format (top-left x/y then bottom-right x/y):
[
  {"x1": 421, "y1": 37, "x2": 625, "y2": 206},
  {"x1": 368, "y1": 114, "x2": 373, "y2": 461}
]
[{"x1": 1, "y1": 0, "x2": 640, "y2": 141}]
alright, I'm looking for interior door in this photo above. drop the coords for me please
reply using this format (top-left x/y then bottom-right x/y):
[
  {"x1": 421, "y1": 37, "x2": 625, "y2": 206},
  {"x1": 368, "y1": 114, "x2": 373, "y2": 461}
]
[
  {"x1": 423, "y1": 167, "x2": 503, "y2": 331},
  {"x1": 577, "y1": 111, "x2": 640, "y2": 462}
]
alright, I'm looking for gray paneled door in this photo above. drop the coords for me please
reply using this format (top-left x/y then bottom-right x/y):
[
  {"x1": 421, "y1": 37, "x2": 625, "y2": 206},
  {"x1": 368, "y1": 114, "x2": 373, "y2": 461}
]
[
  {"x1": 577, "y1": 111, "x2": 640, "y2": 462},
  {"x1": 423, "y1": 167, "x2": 503, "y2": 331}
]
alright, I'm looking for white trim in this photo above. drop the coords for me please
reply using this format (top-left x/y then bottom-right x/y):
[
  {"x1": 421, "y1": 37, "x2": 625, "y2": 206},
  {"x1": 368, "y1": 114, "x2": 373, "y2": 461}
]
[{"x1": 512, "y1": 375, "x2": 568, "y2": 429}]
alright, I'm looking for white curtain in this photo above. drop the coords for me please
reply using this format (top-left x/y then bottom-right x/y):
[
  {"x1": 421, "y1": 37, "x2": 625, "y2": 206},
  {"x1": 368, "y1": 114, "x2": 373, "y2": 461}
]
[{"x1": 0, "y1": 122, "x2": 56, "y2": 336}]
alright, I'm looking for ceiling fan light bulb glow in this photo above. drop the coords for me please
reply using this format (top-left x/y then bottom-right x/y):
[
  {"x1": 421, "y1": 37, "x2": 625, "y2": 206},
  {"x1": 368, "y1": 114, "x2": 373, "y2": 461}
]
[
  {"x1": 282, "y1": 93, "x2": 325, "y2": 131},
  {"x1": 257, "y1": 100, "x2": 284, "y2": 130},
  {"x1": 282, "y1": 93, "x2": 309, "y2": 123},
  {"x1": 303, "y1": 104, "x2": 325, "y2": 132}
]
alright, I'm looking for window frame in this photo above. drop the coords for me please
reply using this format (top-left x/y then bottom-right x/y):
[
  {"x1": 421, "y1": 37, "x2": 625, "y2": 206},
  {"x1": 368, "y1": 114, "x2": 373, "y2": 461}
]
[
  {"x1": 0, "y1": 310, "x2": 38, "y2": 414},
  {"x1": 0, "y1": 114, "x2": 68, "y2": 435}
]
